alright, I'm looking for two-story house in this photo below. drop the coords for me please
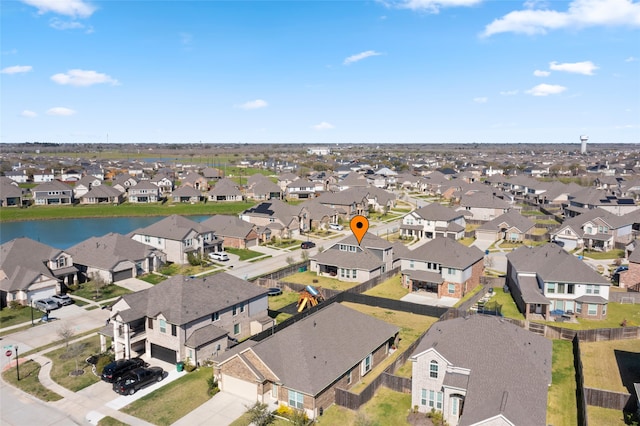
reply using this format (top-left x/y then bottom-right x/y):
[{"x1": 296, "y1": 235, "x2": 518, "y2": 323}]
[
  {"x1": 207, "y1": 178, "x2": 244, "y2": 202},
  {"x1": 0, "y1": 237, "x2": 77, "y2": 307},
  {"x1": 457, "y1": 192, "x2": 511, "y2": 222},
  {"x1": 31, "y1": 180, "x2": 74, "y2": 205},
  {"x1": 399, "y1": 238, "x2": 484, "y2": 299},
  {"x1": 506, "y1": 243, "x2": 611, "y2": 320},
  {"x1": 310, "y1": 233, "x2": 394, "y2": 282},
  {"x1": 240, "y1": 199, "x2": 304, "y2": 239},
  {"x1": 314, "y1": 189, "x2": 369, "y2": 221},
  {"x1": 285, "y1": 178, "x2": 317, "y2": 199},
  {"x1": 0, "y1": 177, "x2": 24, "y2": 207},
  {"x1": 104, "y1": 273, "x2": 271, "y2": 365},
  {"x1": 551, "y1": 207, "x2": 634, "y2": 251},
  {"x1": 410, "y1": 315, "x2": 552, "y2": 426},
  {"x1": 401, "y1": 203, "x2": 466, "y2": 240},
  {"x1": 128, "y1": 180, "x2": 160, "y2": 203},
  {"x1": 130, "y1": 215, "x2": 222, "y2": 264},
  {"x1": 475, "y1": 210, "x2": 535, "y2": 245}
]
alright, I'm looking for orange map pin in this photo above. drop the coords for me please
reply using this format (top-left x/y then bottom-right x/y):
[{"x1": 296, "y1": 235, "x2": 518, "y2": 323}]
[{"x1": 350, "y1": 215, "x2": 369, "y2": 245}]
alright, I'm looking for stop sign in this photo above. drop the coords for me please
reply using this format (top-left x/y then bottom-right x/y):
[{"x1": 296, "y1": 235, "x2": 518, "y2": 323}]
[{"x1": 5, "y1": 350, "x2": 12, "y2": 357}]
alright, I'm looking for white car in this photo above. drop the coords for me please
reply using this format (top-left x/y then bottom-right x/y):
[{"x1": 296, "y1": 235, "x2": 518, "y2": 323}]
[
  {"x1": 208, "y1": 252, "x2": 229, "y2": 261},
  {"x1": 329, "y1": 223, "x2": 344, "y2": 231}
]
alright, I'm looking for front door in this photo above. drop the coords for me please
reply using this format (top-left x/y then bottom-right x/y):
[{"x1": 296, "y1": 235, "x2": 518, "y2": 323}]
[{"x1": 535, "y1": 304, "x2": 542, "y2": 314}]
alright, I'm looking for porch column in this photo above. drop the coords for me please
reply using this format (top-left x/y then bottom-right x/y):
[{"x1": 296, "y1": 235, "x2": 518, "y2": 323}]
[
  {"x1": 124, "y1": 323, "x2": 131, "y2": 359},
  {"x1": 100, "y1": 334, "x2": 107, "y2": 353}
]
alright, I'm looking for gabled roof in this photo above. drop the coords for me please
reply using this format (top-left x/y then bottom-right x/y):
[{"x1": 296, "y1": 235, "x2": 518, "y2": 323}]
[
  {"x1": 507, "y1": 243, "x2": 610, "y2": 285},
  {"x1": 33, "y1": 180, "x2": 73, "y2": 193},
  {"x1": 81, "y1": 184, "x2": 123, "y2": 199},
  {"x1": 243, "y1": 199, "x2": 298, "y2": 222},
  {"x1": 413, "y1": 203, "x2": 464, "y2": 222},
  {"x1": 209, "y1": 178, "x2": 242, "y2": 196},
  {"x1": 201, "y1": 215, "x2": 256, "y2": 239},
  {"x1": 132, "y1": 214, "x2": 215, "y2": 240},
  {"x1": 113, "y1": 273, "x2": 268, "y2": 325},
  {"x1": 411, "y1": 315, "x2": 552, "y2": 426},
  {"x1": 477, "y1": 210, "x2": 535, "y2": 233},
  {"x1": 460, "y1": 192, "x2": 510, "y2": 209},
  {"x1": 67, "y1": 232, "x2": 161, "y2": 270},
  {"x1": 403, "y1": 238, "x2": 484, "y2": 270},
  {"x1": 171, "y1": 186, "x2": 202, "y2": 197},
  {"x1": 226, "y1": 303, "x2": 398, "y2": 396},
  {"x1": 0, "y1": 237, "x2": 64, "y2": 292}
]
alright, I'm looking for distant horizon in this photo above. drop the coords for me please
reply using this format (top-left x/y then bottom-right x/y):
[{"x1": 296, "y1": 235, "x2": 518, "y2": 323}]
[{"x1": 2, "y1": 0, "x2": 638, "y2": 144}]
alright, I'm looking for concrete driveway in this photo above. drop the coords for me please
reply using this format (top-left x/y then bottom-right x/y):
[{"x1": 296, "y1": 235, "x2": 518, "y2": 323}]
[{"x1": 172, "y1": 392, "x2": 254, "y2": 426}]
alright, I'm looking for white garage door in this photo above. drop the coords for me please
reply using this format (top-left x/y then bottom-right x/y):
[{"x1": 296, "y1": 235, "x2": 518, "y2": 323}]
[
  {"x1": 29, "y1": 287, "x2": 57, "y2": 303},
  {"x1": 222, "y1": 374, "x2": 257, "y2": 399},
  {"x1": 475, "y1": 230, "x2": 497, "y2": 242}
]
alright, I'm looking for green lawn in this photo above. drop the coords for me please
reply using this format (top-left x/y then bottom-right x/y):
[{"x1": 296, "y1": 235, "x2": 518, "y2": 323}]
[
  {"x1": 138, "y1": 274, "x2": 167, "y2": 285},
  {"x1": 224, "y1": 247, "x2": 264, "y2": 261},
  {"x1": 547, "y1": 340, "x2": 578, "y2": 426},
  {"x1": 318, "y1": 387, "x2": 412, "y2": 426},
  {"x1": 46, "y1": 335, "x2": 102, "y2": 392},
  {"x1": 458, "y1": 237, "x2": 475, "y2": 246},
  {"x1": 581, "y1": 249, "x2": 625, "y2": 260},
  {"x1": 587, "y1": 406, "x2": 626, "y2": 426},
  {"x1": 580, "y1": 339, "x2": 640, "y2": 393},
  {"x1": 0, "y1": 305, "x2": 41, "y2": 328},
  {"x1": 70, "y1": 283, "x2": 132, "y2": 302},
  {"x1": 122, "y1": 367, "x2": 213, "y2": 426},
  {"x1": 268, "y1": 291, "x2": 299, "y2": 311},
  {"x1": 453, "y1": 284, "x2": 484, "y2": 308},
  {"x1": 534, "y1": 302, "x2": 640, "y2": 330},
  {"x1": 363, "y1": 274, "x2": 408, "y2": 300},
  {"x1": 264, "y1": 239, "x2": 302, "y2": 249},
  {"x1": 0, "y1": 201, "x2": 255, "y2": 222},
  {"x1": 1, "y1": 360, "x2": 64, "y2": 401},
  {"x1": 97, "y1": 416, "x2": 128, "y2": 426},
  {"x1": 285, "y1": 271, "x2": 360, "y2": 292},
  {"x1": 490, "y1": 288, "x2": 525, "y2": 320}
]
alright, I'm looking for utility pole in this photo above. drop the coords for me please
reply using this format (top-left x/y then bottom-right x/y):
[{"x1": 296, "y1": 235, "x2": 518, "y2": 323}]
[{"x1": 15, "y1": 346, "x2": 19, "y2": 381}]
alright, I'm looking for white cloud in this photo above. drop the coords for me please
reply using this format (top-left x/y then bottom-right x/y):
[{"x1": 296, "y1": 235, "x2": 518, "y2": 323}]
[
  {"x1": 549, "y1": 60, "x2": 598, "y2": 75},
  {"x1": 500, "y1": 89, "x2": 519, "y2": 96},
  {"x1": 51, "y1": 69, "x2": 119, "y2": 86},
  {"x1": 236, "y1": 99, "x2": 268, "y2": 110},
  {"x1": 533, "y1": 70, "x2": 551, "y2": 77},
  {"x1": 21, "y1": 110, "x2": 38, "y2": 118},
  {"x1": 389, "y1": 0, "x2": 482, "y2": 13},
  {"x1": 46, "y1": 107, "x2": 76, "y2": 116},
  {"x1": 526, "y1": 83, "x2": 567, "y2": 96},
  {"x1": 49, "y1": 17, "x2": 85, "y2": 30},
  {"x1": 483, "y1": 0, "x2": 640, "y2": 37},
  {"x1": 21, "y1": 0, "x2": 96, "y2": 18},
  {"x1": 473, "y1": 97, "x2": 488, "y2": 103},
  {"x1": 625, "y1": 56, "x2": 637, "y2": 62},
  {"x1": 344, "y1": 50, "x2": 383, "y2": 65},
  {"x1": 1, "y1": 65, "x2": 32, "y2": 74},
  {"x1": 312, "y1": 122, "x2": 335, "y2": 130}
]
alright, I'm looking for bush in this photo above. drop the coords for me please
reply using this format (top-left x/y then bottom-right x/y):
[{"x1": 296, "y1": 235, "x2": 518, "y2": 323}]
[
  {"x1": 95, "y1": 353, "x2": 115, "y2": 375},
  {"x1": 206, "y1": 375, "x2": 219, "y2": 396},
  {"x1": 184, "y1": 358, "x2": 197, "y2": 372},
  {"x1": 9, "y1": 300, "x2": 24, "y2": 310}
]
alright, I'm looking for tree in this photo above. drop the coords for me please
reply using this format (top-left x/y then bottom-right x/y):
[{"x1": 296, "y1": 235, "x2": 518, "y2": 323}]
[
  {"x1": 247, "y1": 402, "x2": 274, "y2": 426},
  {"x1": 57, "y1": 324, "x2": 75, "y2": 349},
  {"x1": 89, "y1": 273, "x2": 108, "y2": 300}
]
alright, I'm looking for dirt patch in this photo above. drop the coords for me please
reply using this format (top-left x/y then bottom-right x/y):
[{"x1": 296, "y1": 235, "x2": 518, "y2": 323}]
[{"x1": 406, "y1": 412, "x2": 436, "y2": 426}]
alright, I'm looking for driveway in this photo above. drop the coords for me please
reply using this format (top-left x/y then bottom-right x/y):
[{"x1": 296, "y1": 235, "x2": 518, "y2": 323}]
[
  {"x1": 171, "y1": 392, "x2": 254, "y2": 426},
  {"x1": 401, "y1": 292, "x2": 458, "y2": 308}
]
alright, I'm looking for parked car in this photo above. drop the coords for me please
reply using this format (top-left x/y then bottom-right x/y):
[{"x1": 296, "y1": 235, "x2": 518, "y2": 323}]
[
  {"x1": 301, "y1": 241, "x2": 316, "y2": 249},
  {"x1": 51, "y1": 294, "x2": 74, "y2": 306},
  {"x1": 34, "y1": 298, "x2": 61, "y2": 311},
  {"x1": 208, "y1": 251, "x2": 229, "y2": 261},
  {"x1": 329, "y1": 223, "x2": 344, "y2": 231},
  {"x1": 112, "y1": 367, "x2": 164, "y2": 395},
  {"x1": 613, "y1": 265, "x2": 628, "y2": 275},
  {"x1": 101, "y1": 357, "x2": 146, "y2": 383}
]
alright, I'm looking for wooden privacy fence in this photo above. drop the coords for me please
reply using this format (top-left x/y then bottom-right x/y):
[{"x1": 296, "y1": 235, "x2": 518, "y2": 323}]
[
  {"x1": 585, "y1": 388, "x2": 633, "y2": 411},
  {"x1": 573, "y1": 335, "x2": 589, "y2": 426}
]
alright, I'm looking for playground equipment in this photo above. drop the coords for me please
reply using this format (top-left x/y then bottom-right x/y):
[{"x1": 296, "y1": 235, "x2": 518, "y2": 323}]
[{"x1": 297, "y1": 285, "x2": 324, "y2": 312}]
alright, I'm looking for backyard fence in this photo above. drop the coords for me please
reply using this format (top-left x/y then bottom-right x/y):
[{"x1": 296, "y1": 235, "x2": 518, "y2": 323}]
[
  {"x1": 584, "y1": 387, "x2": 634, "y2": 411},
  {"x1": 609, "y1": 292, "x2": 640, "y2": 303},
  {"x1": 573, "y1": 334, "x2": 589, "y2": 426}
]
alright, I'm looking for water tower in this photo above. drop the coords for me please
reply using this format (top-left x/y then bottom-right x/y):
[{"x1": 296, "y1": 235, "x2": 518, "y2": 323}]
[{"x1": 580, "y1": 135, "x2": 588, "y2": 154}]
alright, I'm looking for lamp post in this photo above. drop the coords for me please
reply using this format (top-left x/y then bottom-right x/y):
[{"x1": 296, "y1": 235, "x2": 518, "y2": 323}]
[
  {"x1": 30, "y1": 300, "x2": 34, "y2": 326},
  {"x1": 15, "y1": 345, "x2": 19, "y2": 381}
]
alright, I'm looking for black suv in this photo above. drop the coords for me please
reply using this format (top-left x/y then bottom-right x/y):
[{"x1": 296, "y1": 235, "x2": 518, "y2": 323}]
[
  {"x1": 301, "y1": 241, "x2": 316, "y2": 249},
  {"x1": 113, "y1": 367, "x2": 164, "y2": 395},
  {"x1": 101, "y1": 358, "x2": 146, "y2": 383}
]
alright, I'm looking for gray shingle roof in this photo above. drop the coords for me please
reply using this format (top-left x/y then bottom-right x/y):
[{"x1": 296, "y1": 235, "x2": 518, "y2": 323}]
[
  {"x1": 477, "y1": 210, "x2": 535, "y2": 233},
  {"x1": 413, "y1": 203, "x2": 464, "y2": 221},
  {"x1": 133, "y1": 214, "x2": 216, "y2": 241},
  {"x1": 403, "y1": 238, "x2": 484, "y2": 270},
  {"x1": 0, "y1": 238, "x2": 63, "y2": 292},
  {"x1": 202, "y1": 215, "x2": 256, "y2": 239},
  {"x1": 67, "y1": 232, "x2": 161, "y2": 270},
  {"x1": 185, "y1": 324, "x2": 229, "y2": 348},
  {"x1": 411, "y1": 315, "x2": 552, "y2": 426}
]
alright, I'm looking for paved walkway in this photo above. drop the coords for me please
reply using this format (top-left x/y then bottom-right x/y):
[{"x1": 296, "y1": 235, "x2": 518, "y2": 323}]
[
  {"x1": 401, "y1": 292, "x2": 458, "y2": 307},
  {"x1": 172, "y1": 392, "x2": 254, "y2": 426}
]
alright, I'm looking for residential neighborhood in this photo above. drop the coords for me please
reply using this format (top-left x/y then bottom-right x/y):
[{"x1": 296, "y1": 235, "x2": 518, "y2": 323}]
[{"x1": 1, "y1": 142, "x2": 639, "y2": 426}]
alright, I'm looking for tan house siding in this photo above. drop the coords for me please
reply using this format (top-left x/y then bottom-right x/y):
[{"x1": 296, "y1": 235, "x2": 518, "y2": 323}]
[
  {"x1": 620, "y1": 263, "x2": 640, "y2": 290},
  {"x1": 222, "y1": 356, "x2": 260, "y2": 383}
]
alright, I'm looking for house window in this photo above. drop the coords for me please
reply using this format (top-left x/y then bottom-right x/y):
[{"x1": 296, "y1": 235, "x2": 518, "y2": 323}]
[
  {"x1": 349, "y1": 246, "x2": 357, "y2": 253},
  {"x1": 568, "y1": 284, "x2": 575, "y2": 294},
  {"x1": 233, "y1": 305, "x2": 238, "y2": 316},
  {"x1": 430, "y1": 360, "x2": 438, "y2": 378},
  {"x1": 448, "y1": 284, "x2": 455, "y2": 294},
  {"x1": 339, "y1": 244, "x2": 347, "y2": 251},
  {"x1": 451, "y1": 397, "x2": 459, "y2": 416},
  {"x1": 352, "y1": 269, "x2": 357, "y2": 278},
  {"x1": 212, "y1": 312, "x2": 219, "y2": 321},
  {"x1": 447, "y1": 268, "x2": 454, "y2": 275},
  {"x1": 56, "y1": 257, "x2": 67, "y2": 268},
  {"x1": 288, "y1": 390, "x2": 304, "y2": 409},
  {"x1": 576, "y1": 303, "x2": 582, "y2": 314},
  {"x1": 144, "y1": 235, "x2": 151, "y2": 243},
  {"x1": 347, "y1": 371, "x2": 352, "y2": 385},
  {"x1": 437, "y1": 392, "x2": 443, "y2": 410},
  {"x1": 240, "y1": 303, "x2": 245, "y2": 313},
  {"x1": 171, "y1": 324, "x2": 177, "y2": 336},
  {"x1": 234, "y1": 323, "x2": 240, "y2": 335},
  {"x1": 340, "y1": 268, "x2": 345, "y2": 278},
  {"x1": 421, "y1": 389, "x2": 427, "y2": 406},
  {"x1": 587, "y1": 304, "x2": 597, "y2": 316},
  {"x1": 547, "y1": 283, "x2": 555, "y2": 294},
  {"x1": 269, "y1": 218, "x2": 275, "y2": 223},
  {"x1": 557, "y1": 283, "x2": 565, "y2": 294},
  {"x1": 410, "y1": 261, "x2": 415, "y2": 268},
  {"x1": 586, "y1": 285, "x2": 600, "y2": 295},
  {"x1": 361, "y1": 354, "x2": 373, "y2": 376},
  {"x1": 147, "y1": 318, "x2": 153, "y2": 329},
  {"x1": 429, "y1": 390, "x2": 435, "y2": 408},
  {"x1": 157, "y1": 237, "x2": 162, "y2": 244},
  {"x1": 159, "y1": 319, "x2": 166, "y2": 333},
  {"x1": 272, "y1": 384, "x2": 278, "y2": 398}
]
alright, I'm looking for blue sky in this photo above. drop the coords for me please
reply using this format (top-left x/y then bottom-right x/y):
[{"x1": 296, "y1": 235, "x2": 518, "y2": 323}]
[{"x1": 1, "y1": 0, "x2": 639, "y2": 144}]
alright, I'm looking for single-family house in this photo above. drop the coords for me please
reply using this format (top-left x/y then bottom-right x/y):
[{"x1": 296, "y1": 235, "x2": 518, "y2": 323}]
[
  {"x1": 401, "y1": 203, "x2": 466, "y2": 240},
  {"x1": 61, "y1": 169, "x2": 82, "y2": 182},
  {"x1": 32, "y1": 180, "x2": 74, "y2": 205},
  {"x1": 170, "y1": 185, "x2": 202, "y2": 203},
  {"x1": 214, "y1": 303, "x2": 399, "y2": 420},
  {"x1": 299, "y1": 200, "x2": 340, "y2": 230},
  {"x1": 33, "y1": 169, "x2": 55, "y2": 183},
  {"x1": 67, "y1": 233, "x2": 165, "y2": 283},
  {"x1": 240, "y1": 199, "x2": 304, "y2": 239},
  {"x1": 0, "y1": 237, "x2": 77, "y2": 307},
  {"x1": 410, "y1": 315, "x2": 552, "y2": 426},
  {"x1": 130, "y1": 215, "x2": 222, "y2": 264},
  {"x1": 310, "y1": 233, "x2": 394, "y2": 282},
  {"x1": 208, "y1": 178, "x2": 244, "y2": 202},
  {"x1": 475, "y1": 210, "x2": 535, "y2": 245},
  {"x1": 314, "y1": 189, "x2": 369, "y2": 221},
  {"x1": 202, "y1": 167, "x2": 224, "y2": 180},
  {"x1": 4, "y1": 170, "x2": 28, "y2": 184},
  {"x1": 458, "y1": 192, "x2": 511, "y2": 222},
  {"x1": 286, "y1": 178, "x2": 317, "y2": 199},
  {"x1": 0, "y1": 178, "x2": 24, "y2": 207},
  {"x1": 73, "y1": 175, "x2": 103, "y2": 199},
  {"x1": 566, "y1": 187, "x2": 639, "y2": 216},
  {"x1": 105, "y1": 273, "x2": 271, "y2": 364},
  {"x1": 246, "y1": 178, "x2": 283, "y2": 201},
  {"x1": 399, "y1": 238, "x2": 484, "y2": 299},
  {"x1": 619, "y1": 247, "x2": 640, "y2": 291},
  {"x1": 111, "y1": 174, "x2": 138, "y2": 194},
  {"x1": 551, "y1": 207, "x2": 634, "y2": 252},
  {"x1": 79, "y1": 184, "x2": 125, "y2": 205},
  {"x1": 180, "y1": 171, "x2": 209, "y2": 192},
  {"x1": 150, "y1": 174, "x2": 174, "y2": 196},
  {"x1": 128, "y1": 180, "x2": 160, "y2": 203},
  {"x1": 506, "y1": 243, "x2": 611, "y2": 320},
  {"x1": 201, "y1": 215, "x2": 260, "y2": 249}
]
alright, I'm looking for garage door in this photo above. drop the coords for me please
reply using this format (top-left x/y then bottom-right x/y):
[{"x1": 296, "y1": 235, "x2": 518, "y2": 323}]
[
  {"x1": 222, "y1": 374, "x2": 257, "y2": 399},
  {"x1": 150, "y1": 343, "x2": 177, "y2": 364},
  {"x1": 113, "y1": 268, "x2": 133, "y2": 282},
  {"x1": 29, "y1": 287, "x2": 57, "y2": 303}
]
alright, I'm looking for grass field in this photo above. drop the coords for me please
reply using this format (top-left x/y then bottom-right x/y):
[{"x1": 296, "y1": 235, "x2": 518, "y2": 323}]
[
  {"x1": 587, "y1": 406, "x2": 626, "y2": 426},
  {"x1": 97, "y1": 416, "x2": 128, "y2": 426},
  {"x1": 46, "y1": 335, "x2": 102, "y2": 392},
  {"x1": 580, "y1": 339, "x2": 640, "y2": 393},
  {"x1": 122, "y1": 367, "x2": 213, "y2": 426},
  {"x1": 534, "y1": 302, "x2": 640, "y2": 330},
  {"x1": 490, "y1": 287, "x2": 525, "y2": 320},
  {"x1": 363, "y1": 274, "x2": 407, "y2": 300},
  {"x1": 285, "y1": 271, "x2": 360, "y2": 291},
  {"x1": 71, "y1": 283, "x2": 132, "y2": 302},
  {"x1": 1, "y1": 360, "x2": 64, "y2": 402},
  {"x1": 581, "y1": 249, "x2": 625, "y2": 260},
  {"x1": 318, "y1": 387, "x2": 412, "y2": 426},
  {"x1": 268, "y1": 291, "x2": 299, "y2": 311},
  {"x1": 0, "y1": 305, "x2": 41, "y2": 328},
  {"x1": 224, "y1": 247, "x2": 264, "y2": 261},
  {"x1": 547, "y1": 340, "x2": 578, "y2": 426},
  {"x1": 0, "y1": 201, "x2": 255, "y2": 222},
  {"x1": 453, "y1": 284, "x2": 485, "y2": 308}
]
